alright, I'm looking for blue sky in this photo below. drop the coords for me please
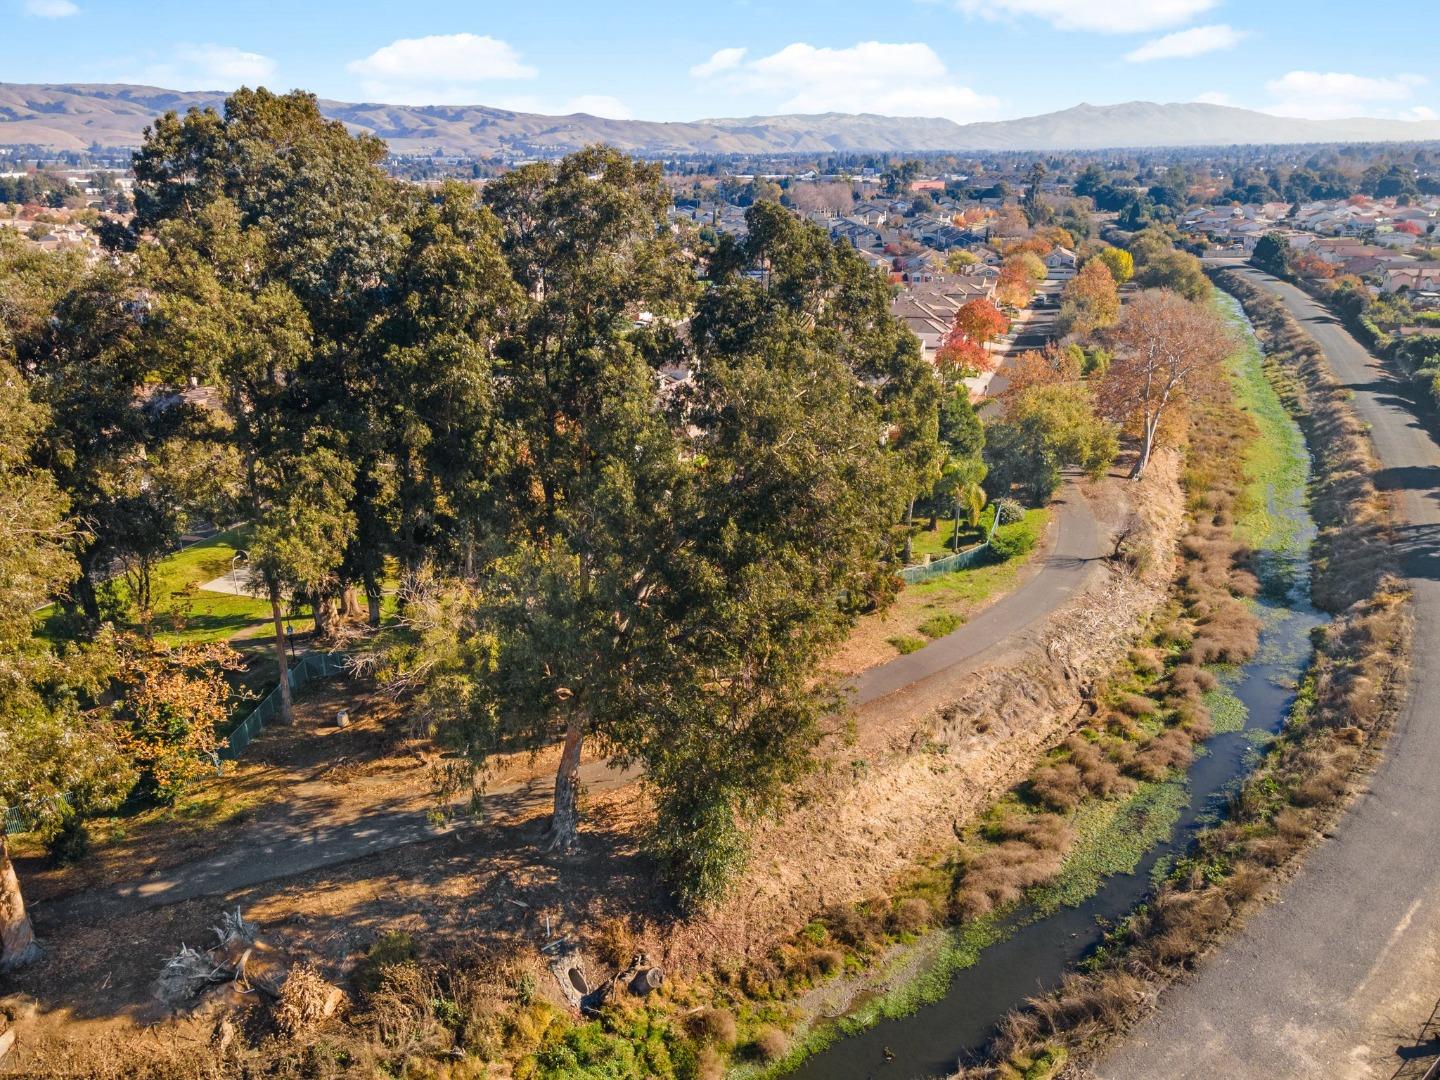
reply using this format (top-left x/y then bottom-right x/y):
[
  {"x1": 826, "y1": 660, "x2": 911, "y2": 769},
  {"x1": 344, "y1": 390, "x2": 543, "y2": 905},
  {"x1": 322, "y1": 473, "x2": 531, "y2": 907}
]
[{"x1": 6, "y1": 0, "x2": 1437, "y2": 124}]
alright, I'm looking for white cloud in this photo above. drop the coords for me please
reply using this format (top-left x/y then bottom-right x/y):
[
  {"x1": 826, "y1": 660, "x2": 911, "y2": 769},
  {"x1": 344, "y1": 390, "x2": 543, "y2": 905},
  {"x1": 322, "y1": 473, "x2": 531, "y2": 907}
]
[
  {"x1": 119, "y1": 43, "x2": 277, "y2": 89},
  {"x1": 347, "y1": 33, "x2": 537, "y2": 103},
  {"x1": 1193, "y1": 90, "x2": 1235, "y2": 106},
  {"x1": 1126, "y1": 24, "x2": 1246, "y2": 62},
  {"x1": 692, "y1": 41, "x2": 998, "y2": 121},
  {"x1": 23, "y1": 0, "x2": 78, "y2": 15},
  {"x1": 952, "y1": 0, "x2": 1216, "y2": 33},
  {"x1": 178, "y1": 44, "x2": 276, "y2": 83},
  {"x1": 1263, "y1": 70, "x2": 1428, "y2": 120},
  {"x1": 690, "y1": 47, "x2": 746, "y2": 79}
]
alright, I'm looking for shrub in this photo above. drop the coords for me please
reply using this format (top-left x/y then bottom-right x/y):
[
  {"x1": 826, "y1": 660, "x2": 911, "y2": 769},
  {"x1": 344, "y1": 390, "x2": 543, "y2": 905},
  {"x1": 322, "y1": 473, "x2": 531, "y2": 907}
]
[
  {"x1": 753, "y1": 1027, "x2": 788, "y2": 1062},
  {"x1": 689, "y1": 1007, "x2": 738, "y2": 1048},
  {"x1": 352, "y1": 931, "x2": 418, "y2": 995},
  {"x1": 994, "y1": 498, "x2": 1025, "y2": 525},
  {"x1": 44, "y1": 813, "x2": 91, "y2": 865},
  {"x1": 888, "y1": 635, "x2": 926, "y2": 655},
  {"x1": 594, "y1": 918, "x2": 635, "y2": 970},
  {"x1": 989, "y1": 525, "x2": 1037, "y2": 562},
  {"x1": 919, "y1": 612, "x2": 963, "y2": 639}
]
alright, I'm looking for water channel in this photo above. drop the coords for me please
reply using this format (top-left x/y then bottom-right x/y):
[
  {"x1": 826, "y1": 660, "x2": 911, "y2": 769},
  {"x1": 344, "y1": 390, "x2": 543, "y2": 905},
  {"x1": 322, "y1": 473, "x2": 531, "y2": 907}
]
[{"x1": 786, "y1": 292, "x2": 1324, "y2": 1080}]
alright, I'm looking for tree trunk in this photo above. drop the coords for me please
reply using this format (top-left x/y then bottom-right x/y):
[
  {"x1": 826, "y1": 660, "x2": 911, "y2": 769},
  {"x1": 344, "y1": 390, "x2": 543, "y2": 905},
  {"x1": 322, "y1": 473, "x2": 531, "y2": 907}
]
[
  {"x1": 902, "y1": 497, "x2": 915, "y2": 564},
  {"x1": 547, "y1": 712, "x2": 585, "y2": 851},
  {"x1": 269, "y1": 579, "x2": 293, "y2": 725},
  {"x1": 311, "y1": 593, "x2": 336, "y2": 641},
  {"x1": 73, "y1": 570, "x2": 101, "y2": 627},
  {"x1": 1132, "y1": 419, "x2": 1157, "y2": 479},
  {"x1": 366, "y1": 588, "x2": 382, "y2": 628},
  {"x1": 340, "y1": 586, "x2": 363, "y2": 620},
  {"x1": 0, "y1": 834, "x2": 37, "y2": 971}
]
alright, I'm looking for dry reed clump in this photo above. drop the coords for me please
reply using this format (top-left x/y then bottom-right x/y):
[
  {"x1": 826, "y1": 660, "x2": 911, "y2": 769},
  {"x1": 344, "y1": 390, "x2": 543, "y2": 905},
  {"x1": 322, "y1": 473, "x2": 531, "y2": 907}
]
[
  {"x1": 951, "y1": 815, "x2": 1073, "y2": 920},
  {"x1": 1167, "y1": 663, "x2": 1217, "y2": 701},
  {"x1": 1123, "y1": 728, "x2": 1194, "y2": 781},
  {"x1": 273, "y1": 961, "x2": 343, "y2": 1038},
  {"x1": 1113, "y1": 692, "x2": 1159, "y2": 719},
  {"x1": 891, "y1": 896, "x2": 935, "y2": 935},
  {"x1": 688, "y1": 1007, "x2": 739, "y2": 1047},
  {"x1": 1029, "y1": 736, "x2": 1131, "y2": 811},
  {"x1": 985, "y1": 971, "x2": 1149, "y2": 1073},
  {"x1": 753, "y1": 1026, "x2": 788, "y2": 1062}
]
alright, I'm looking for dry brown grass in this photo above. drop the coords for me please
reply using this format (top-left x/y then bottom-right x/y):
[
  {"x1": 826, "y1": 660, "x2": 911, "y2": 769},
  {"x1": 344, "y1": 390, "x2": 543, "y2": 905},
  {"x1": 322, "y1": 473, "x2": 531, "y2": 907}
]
[
  {"x1": 952, "y1": 815, "x2": 1073, "y2": 920},
  {"x1": 273, "y1": 960, "x2": 342, "y2": 1038}
]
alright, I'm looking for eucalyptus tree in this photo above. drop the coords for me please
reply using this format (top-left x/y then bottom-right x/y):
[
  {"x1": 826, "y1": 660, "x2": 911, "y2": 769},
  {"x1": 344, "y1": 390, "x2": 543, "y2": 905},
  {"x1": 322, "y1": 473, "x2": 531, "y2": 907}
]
[
  {"x1": 0, "y1": 235, "x2": 189, "y2": 629},
  {"x1": 0, "y1": 359, "x2": 131, "y2": 969},
  {"x1": 129, "y1": 88, "x2": 404, "y2": 634}
]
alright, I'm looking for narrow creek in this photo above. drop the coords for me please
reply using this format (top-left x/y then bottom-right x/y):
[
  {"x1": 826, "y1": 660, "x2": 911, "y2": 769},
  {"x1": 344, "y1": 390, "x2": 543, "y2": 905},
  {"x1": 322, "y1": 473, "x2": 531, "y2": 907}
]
[{"x1": 784, "y1": 293, "x2": 1324, "y2": 1080}]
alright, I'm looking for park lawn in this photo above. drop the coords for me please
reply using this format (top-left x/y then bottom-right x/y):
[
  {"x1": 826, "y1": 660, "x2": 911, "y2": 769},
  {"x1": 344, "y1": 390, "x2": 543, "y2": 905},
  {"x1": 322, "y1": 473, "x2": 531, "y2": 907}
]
[
  {"x1": 830, "y1": 508, "x2": 1050, "y2": 674},
  {"x1": 33, "y1": 524, "x2": 415, "y2": 648},
  {"x1": 908, "y1": 504, "x2": 996, "y2": 562}
]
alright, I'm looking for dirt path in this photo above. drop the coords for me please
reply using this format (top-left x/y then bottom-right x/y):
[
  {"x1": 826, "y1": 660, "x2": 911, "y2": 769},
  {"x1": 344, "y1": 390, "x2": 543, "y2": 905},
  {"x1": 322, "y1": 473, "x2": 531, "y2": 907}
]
[
  {"x1": 34, "y1": 757, "x2": 640, "y2": 928},
  {"x1": 31, "y1": 484, "x2": 1106, "y2": 932},
  {"x1": 1100, "y1": 265, "x2": 1440, "y2": 1080}
]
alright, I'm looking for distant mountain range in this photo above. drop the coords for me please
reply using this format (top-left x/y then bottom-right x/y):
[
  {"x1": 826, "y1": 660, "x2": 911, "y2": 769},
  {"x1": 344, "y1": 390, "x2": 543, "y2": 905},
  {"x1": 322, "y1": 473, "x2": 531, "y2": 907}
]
[{"x1": 3, "y1": 83, "x2": 1439, "y2": 157}]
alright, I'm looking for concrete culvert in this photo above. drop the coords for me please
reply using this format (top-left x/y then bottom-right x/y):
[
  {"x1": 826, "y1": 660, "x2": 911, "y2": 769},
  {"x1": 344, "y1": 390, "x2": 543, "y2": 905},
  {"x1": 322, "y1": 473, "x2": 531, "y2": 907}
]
[
  {"x1": 567, "y1": 967, "x2": 588, "y2": 995},
  {"x1": 630, "y1": 966, "x2": 664, "y2": 995}
]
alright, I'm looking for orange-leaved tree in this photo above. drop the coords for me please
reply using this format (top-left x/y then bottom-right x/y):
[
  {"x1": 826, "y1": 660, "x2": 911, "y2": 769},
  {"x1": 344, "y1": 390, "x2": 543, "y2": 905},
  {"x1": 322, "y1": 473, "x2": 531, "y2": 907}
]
[
  {"x1": 1099, "y1": 290, "x2": 1236, "y2": 478},
  {"x1": 956, "y1": 298, "x2": 1011, "y2": 345},
  {"x1": 1058, "y1": 260, "x2": 1120, "y2": 338},
  {"x1": 111, "y1": 635, "x2": 246, "y2": 803}
]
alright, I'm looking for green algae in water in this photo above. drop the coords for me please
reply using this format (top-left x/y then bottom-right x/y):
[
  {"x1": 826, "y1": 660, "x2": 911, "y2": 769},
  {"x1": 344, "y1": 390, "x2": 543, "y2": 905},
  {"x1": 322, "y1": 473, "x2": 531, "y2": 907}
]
[
  {"x1": 737, "y1": 917, "x2": 1008, "y2": 1080},
  {"x1": 1204, "y1": 685, "x2": 1249, "y2": 733},
  {"x1": 1030, "y1": 779, "x2": 1189, "y2": 914},
  {"x1": 1214, "y1": 292, "x2": 1314, "y2": 562}
]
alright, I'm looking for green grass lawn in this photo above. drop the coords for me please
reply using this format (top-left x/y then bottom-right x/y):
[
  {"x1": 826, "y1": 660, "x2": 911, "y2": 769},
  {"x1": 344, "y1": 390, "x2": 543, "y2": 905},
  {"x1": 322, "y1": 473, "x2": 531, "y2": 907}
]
[
  {"x1": 868, "y1": 508, "x2": 1048, "y2": 663},
  {"x1": 38, "y1": 524, "x2": 316, "y2": 647},
  {"x1": 908, "y1": 504, "x2": 996, "y2": 562}
]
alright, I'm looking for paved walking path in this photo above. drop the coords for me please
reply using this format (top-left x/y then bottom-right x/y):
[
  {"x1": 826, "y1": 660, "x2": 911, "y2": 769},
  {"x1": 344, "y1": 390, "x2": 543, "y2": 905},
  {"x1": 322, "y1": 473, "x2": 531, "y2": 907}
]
[{"x1": 1101, "y1": 264, "x2": 1440, "y2": 1080}]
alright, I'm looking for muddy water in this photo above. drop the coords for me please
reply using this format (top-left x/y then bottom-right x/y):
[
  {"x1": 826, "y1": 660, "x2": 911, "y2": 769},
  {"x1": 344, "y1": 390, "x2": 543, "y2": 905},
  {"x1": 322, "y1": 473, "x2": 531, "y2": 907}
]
[{"x1": 787, "y1": 297, "x2": 1323, "y2": 1080}]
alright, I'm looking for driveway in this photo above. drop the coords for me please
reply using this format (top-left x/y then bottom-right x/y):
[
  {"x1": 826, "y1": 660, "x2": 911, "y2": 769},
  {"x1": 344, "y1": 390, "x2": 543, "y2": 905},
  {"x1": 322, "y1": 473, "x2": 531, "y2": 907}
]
[{"x1": 1100, "y1": 265, "x2": 1440, "y2": 1079}]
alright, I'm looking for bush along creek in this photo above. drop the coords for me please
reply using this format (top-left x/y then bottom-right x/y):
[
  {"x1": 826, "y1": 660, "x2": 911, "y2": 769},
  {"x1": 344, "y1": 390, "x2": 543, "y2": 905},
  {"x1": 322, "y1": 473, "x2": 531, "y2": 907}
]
[{"x1": 734, "y1": 294, "x2": 1336, "y2": 1080}]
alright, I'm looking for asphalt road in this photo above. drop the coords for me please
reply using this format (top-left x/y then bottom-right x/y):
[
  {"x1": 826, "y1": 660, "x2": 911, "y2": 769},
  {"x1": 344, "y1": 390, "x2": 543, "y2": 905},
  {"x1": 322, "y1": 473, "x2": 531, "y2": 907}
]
[
  {"x1": 1100, "y1": 265, "x2": 1440, "y2": 1079},
  {"x1": 852, "y1": 482, "x2": 1105, "y2": 706}
]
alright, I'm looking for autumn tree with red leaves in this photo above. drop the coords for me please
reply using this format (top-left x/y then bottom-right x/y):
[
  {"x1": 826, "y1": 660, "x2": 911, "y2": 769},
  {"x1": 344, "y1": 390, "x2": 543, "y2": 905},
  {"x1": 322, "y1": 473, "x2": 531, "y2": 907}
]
[
  {"x1": 937, "y1": 298, "x2": 1010, "y2": 379},
  {"x1": 955, "y1": 298, "x2": 1011, "y2": 345}
]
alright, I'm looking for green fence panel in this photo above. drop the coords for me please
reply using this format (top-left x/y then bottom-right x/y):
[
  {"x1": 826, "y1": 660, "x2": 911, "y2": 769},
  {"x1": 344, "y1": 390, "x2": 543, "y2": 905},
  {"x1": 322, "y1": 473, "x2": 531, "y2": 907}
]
[
  {"x1": 219, "y1": 651, "x2": 350, "y2": 761},
  {"x1": 899, "y1": 542, "x2": 991, "y2": 583}
]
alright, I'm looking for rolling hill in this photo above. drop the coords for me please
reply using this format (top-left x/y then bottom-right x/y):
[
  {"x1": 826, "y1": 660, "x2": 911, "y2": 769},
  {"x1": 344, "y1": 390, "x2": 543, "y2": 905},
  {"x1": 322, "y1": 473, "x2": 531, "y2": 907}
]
[{"x1": 2, "y1": 83, "x2": 1437, "y2": 157}]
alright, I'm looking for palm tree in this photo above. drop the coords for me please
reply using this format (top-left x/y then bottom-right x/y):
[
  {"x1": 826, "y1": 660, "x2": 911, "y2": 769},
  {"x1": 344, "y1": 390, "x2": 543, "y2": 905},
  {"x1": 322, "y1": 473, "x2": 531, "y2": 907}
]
[{"x1": 934, "y1": 456, "x2": 988, "y2": 553}]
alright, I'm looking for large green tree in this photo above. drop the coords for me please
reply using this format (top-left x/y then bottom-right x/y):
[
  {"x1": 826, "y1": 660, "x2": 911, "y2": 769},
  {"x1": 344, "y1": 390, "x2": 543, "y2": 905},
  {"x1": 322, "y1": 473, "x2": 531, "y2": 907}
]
[{"x1": 0, "y1": 360, "x2": 131, "y2": 969}]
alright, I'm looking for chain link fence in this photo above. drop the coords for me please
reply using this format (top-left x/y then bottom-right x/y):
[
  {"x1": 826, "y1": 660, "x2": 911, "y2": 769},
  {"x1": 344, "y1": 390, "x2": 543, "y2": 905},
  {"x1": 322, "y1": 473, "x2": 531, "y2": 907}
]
[
  {"x1": 220, "y1": 651, "x2": 350, "y2": 760},
  {"x1": 899, "y1": 541, "x2": 990, "y2": 583}
]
